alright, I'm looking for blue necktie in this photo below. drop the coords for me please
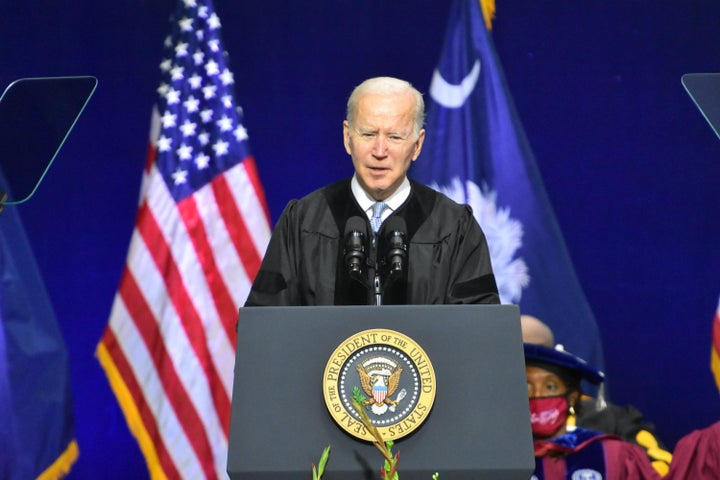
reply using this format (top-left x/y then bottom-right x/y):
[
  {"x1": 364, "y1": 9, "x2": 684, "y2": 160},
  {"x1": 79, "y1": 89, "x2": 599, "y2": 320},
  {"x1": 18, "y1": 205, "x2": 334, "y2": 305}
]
[{"x1": 370, "y1": 201, "x2": 387, "y2": 233}]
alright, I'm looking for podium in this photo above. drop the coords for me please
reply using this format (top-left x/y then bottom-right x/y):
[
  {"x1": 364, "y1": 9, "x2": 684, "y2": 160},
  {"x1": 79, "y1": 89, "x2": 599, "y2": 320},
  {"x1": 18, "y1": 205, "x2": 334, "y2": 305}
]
[{"x1": 227, "y1": 305, "x2": 534, "y2": 479}]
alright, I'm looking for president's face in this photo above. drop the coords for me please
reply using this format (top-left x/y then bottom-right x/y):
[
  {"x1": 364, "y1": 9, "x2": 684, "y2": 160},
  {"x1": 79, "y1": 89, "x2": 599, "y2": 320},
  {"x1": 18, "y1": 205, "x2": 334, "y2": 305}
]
[{"x1": 343, "y1": 91, "x2": 425, "y2": 201}]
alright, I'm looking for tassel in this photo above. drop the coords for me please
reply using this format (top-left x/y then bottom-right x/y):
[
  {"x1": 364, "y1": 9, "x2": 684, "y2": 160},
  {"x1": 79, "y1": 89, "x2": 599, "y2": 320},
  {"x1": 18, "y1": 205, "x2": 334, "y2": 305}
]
[
  {"x1": 595, "y1": 383, "x2": 608, "y2": 410},
  {"x1": 566, "y1": 404, "x2": 577, "y2": 432}
]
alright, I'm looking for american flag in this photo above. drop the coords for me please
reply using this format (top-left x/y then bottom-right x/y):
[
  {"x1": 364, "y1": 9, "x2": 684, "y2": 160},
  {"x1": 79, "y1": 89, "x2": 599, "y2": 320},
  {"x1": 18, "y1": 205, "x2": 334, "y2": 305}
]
[
  {"x1": 96, "y1": 1, "x2": 270, "y2": 478},
  {"x1": 712, "y1": 296, "x2": 720, "y2": 393}
]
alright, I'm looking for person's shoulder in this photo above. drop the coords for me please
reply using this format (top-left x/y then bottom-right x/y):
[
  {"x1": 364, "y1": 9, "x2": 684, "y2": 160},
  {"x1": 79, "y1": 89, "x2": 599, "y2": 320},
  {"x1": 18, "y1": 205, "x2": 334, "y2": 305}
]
[
  {"x1": 274, "y1": 178, "x2": 353, "y2": 237},
  {"x1": 577, "y1": 400, "x2": 671, "y2": 477},
  {"x1": 579, "y1": 400, "x2": 643, "y2": 428},
  {"x1": 298, "y1": 179, "x2": 349, "y2": 202},
  {"x1": 282, "y1": 178, "x2": 350, "y2": 212},
  {"x1": 409, "y1": 180, "x2": 473, "y2": 216},
  {"x1": 665, "y1": 420, "x2": 720, "y2": 480},
  {"x1": 676, "y1": 419, "x2": 720, "y2": 446}
]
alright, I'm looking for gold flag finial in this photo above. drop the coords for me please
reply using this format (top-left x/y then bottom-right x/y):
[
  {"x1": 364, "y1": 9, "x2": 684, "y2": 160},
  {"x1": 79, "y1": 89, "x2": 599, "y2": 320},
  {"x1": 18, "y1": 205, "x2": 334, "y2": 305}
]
[{"x1": 480, "y1": 0, "x2": 495, "y2": 30}]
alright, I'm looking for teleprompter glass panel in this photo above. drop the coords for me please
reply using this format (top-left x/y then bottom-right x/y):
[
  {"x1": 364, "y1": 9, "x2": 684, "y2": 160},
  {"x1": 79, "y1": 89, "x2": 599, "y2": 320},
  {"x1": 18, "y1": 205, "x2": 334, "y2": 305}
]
[{"x1": 0, "y1": 76, "x2": 97, "y2": 204}]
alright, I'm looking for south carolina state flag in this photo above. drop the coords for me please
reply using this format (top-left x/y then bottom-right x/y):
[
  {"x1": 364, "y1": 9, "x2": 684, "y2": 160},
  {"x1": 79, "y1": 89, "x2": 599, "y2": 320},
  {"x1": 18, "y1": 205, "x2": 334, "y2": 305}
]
[{"x1": 412, "y1": 0, "x2": 604, "y2": 372}]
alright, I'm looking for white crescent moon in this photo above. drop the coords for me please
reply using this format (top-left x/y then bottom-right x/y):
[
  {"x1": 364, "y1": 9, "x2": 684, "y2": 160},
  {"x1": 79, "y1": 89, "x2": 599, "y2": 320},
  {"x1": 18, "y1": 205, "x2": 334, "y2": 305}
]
[{"x1": 429, "y1": 60, "x2": 481, "y2": 108}]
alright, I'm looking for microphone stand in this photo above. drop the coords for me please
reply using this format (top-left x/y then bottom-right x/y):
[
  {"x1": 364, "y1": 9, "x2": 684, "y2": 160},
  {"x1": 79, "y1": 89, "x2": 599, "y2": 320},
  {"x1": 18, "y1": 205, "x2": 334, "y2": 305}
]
[
  {"x1": 371, "y1": 230, "x2": 383, "y2": 305},
  {"x1": 373, "y1": 273, "x2": 382, "y2": 306},
  {"x1": 371, "y1": 216, "x2": 407, "y2": 306},
  {"x1": 378, "y1": 218, "x2": 407, "y2": 305}
]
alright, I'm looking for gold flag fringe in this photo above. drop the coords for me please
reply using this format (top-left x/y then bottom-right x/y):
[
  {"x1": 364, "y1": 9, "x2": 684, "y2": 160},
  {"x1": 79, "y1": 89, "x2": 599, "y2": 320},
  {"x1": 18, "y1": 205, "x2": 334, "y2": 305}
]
[
  {"x1": 36, "y1": 440, "x2": 79, "y2": 480},
  {"x1": 480, "y1": 0, "x2": 495, "y2": 30}
]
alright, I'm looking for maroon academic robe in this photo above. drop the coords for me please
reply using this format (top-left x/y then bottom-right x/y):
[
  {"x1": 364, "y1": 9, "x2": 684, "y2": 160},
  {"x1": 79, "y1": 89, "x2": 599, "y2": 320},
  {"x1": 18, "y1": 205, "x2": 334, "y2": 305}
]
[
  {"x1": 664, "y1": 420, "x2": 720, "y2": 479},
  {"x1": 533, "y1": 427, "x2": 662, "y2": 480}
]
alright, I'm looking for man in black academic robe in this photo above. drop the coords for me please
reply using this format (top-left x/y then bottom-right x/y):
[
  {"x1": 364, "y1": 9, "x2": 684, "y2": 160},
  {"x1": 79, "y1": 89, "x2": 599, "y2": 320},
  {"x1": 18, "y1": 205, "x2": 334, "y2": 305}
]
[
  {"x1": 245, "y1": 178, "x2": 498, "y2": 306},
  {"x1": 245, "y1": 76, "x2": 499, "y2": 307}
]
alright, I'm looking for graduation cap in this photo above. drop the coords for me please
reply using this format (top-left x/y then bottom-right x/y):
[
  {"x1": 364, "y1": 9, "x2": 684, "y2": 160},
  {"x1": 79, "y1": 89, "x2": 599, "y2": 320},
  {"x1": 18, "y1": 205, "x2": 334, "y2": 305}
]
[{"x1": 524, "y1": 343, "x2": 605, "y2": 386}]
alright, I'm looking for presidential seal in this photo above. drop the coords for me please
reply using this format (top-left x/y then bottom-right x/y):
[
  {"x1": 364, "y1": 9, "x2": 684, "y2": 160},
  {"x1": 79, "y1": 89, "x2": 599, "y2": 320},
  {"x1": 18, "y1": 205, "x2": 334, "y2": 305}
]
[{"x1": 322, "y1": 329, "x2": 436, "y2": 442}]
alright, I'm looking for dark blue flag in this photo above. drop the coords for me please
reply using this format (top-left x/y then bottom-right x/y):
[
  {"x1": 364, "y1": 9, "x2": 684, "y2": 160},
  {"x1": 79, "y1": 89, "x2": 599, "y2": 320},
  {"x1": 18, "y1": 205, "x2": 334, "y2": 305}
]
[
  {"x1": 412, "y1": 0, "x2": 605, "y2": 373},
  {"x1": 0, "y1": 170, "x2": 78, "y2": 478}
]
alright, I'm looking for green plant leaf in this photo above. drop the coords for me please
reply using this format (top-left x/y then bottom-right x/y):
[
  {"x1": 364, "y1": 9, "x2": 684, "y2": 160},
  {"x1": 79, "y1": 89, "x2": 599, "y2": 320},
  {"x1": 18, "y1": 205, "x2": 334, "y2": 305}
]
[
  {"x1": 317, "y1": 445, "x2": 331, "y2": 474},
  {"x1": 311, "y1": 445, "x2": 331, "y2": 479}
]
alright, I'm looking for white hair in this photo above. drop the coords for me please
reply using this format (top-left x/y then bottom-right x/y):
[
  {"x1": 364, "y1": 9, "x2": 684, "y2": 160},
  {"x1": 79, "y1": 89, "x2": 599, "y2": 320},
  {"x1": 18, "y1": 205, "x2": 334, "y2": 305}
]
[{"x1": 346, "y1": 76, "x2": 425, "y2": 139}]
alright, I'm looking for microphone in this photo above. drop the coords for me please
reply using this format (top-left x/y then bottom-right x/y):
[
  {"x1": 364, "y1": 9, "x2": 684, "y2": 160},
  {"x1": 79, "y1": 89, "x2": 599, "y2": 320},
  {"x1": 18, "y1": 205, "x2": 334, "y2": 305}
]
[
  {"x1": 384, "y1": 216, "x2": 407, "y2": 274},
  {"x1": 344, "y1": 216, "x2": 367, "y2": 277}
]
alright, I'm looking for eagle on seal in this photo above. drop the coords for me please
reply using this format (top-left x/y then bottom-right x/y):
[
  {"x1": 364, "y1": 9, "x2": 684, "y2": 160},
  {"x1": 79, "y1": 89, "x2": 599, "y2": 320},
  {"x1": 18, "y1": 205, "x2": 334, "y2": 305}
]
[{"x1": 357, "y1": 362, "x2": 403, "y2": 415}]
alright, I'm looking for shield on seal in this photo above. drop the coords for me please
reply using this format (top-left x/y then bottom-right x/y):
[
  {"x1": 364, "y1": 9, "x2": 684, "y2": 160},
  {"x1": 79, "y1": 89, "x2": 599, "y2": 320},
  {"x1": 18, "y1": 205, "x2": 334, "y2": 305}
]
[{"x1": 372, "y1": 383, "x2": 388, "y2": 403}]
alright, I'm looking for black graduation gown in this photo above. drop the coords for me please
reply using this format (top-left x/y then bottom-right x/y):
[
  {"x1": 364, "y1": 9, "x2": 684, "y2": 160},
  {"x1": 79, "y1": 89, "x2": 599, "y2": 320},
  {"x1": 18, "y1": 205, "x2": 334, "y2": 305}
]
[{"x1": 244, "y1": 178, "x2": 499, "y2": 306}]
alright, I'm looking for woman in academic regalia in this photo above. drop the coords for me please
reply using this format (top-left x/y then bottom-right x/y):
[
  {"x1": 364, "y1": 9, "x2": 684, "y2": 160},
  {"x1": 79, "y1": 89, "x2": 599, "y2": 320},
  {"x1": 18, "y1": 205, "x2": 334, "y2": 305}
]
[{"x1": 524, "y1": 343, "x2": 661, "y2": 480}]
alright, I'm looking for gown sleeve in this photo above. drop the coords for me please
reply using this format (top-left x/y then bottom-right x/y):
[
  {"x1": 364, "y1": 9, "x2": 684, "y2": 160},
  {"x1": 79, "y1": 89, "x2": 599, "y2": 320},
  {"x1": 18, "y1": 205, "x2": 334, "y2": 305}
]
[
  {"x1": 244, "y1": 200, "x2": 302, "y2": 306},
  {"x1": 408, "y1": 201, "x2": 499, "y2": 304},
  {"x1": 605, "y1": 440, "x2": 662, "y2": 480}
]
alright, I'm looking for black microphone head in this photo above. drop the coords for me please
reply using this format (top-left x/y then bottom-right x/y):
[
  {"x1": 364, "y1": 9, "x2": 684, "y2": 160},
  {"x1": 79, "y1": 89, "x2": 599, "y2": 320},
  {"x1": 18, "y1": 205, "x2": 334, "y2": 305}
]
[
  {"x1": 384, "y1": 216, "x2": 406, "y2": 238},
  {"x1": 345, "y1": 216, "x2": 367, "y2": 237},
  {"x1": 344, "y1": 216, "x2": 367, "y2": 276},
  {"x1": 384, "y1": 216, "x2": 407, "y2": 274}
]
